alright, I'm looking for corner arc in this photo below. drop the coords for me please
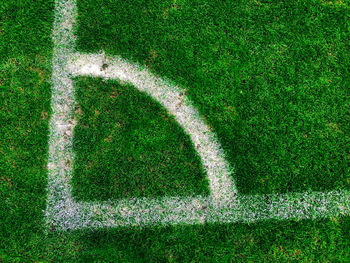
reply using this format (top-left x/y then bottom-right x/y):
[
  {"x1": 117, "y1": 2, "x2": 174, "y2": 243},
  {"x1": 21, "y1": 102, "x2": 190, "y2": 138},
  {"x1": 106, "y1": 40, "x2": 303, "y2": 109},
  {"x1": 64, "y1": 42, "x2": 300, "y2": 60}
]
[{"x1": 68, "y1": 52, "x2": 239, "y2": 207}]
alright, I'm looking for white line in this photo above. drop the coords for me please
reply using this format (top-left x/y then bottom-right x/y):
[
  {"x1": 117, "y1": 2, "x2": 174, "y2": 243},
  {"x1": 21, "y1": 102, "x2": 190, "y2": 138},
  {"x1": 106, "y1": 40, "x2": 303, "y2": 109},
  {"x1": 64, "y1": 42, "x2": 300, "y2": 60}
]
[
  {"x1": 46, "y1": 0, "x2": 80, "y2": 229},
  {"x1": 46, "y1": 0, "x2": 350, "y2": 230},
  {"x1": 46, "y1": 0, "x2": 237, "y2": 230},
  {"x1": 50, "y1": 191, "x2": 349, "y2": 230},
  {"x1": 67, "y1": 52, "x2": 238, "y2": 207}
]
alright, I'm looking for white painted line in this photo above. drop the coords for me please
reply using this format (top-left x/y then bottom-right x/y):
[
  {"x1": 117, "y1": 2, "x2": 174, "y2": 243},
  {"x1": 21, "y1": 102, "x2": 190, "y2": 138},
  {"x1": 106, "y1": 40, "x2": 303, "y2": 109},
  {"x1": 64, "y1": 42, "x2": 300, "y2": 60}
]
[
  {"x1": 46, "y1": 0, "x2": 350, "y2": 230},
  {"x1": 49, "y1": 191, "x2": 349, "y2": 230},
  {"x1": 46, "y1": 0, "x2": 237, "y2": 230},
  {"x1": 46, "y1": 0, "x2": 80, "y2": 230},
  {"x1": 67, "y1": 52, "x2": 238, "y2": 207}
]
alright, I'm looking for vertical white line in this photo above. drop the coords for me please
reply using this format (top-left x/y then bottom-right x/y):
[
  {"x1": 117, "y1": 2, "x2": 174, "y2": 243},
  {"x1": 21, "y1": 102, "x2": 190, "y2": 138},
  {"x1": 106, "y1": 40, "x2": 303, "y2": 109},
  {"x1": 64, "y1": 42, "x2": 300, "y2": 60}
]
[{"x1": 45, "y1": 0, "x2": 83, "y2": 229}]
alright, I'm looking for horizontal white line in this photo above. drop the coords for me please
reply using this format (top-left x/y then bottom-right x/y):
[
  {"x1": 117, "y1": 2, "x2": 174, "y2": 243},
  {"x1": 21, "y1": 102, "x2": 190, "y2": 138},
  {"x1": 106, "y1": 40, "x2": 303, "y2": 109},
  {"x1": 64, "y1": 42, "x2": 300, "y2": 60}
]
[{"x1": 48, "y1": 190, "x2": 349, "y2": 230}]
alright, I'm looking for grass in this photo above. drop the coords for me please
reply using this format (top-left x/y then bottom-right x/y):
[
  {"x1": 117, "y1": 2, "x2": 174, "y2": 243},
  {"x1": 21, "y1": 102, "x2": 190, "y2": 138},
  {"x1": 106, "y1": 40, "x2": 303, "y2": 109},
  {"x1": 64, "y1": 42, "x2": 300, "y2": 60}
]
[
  {"x1": 72, "y1": 76, "x2": 210, "y2": 201},
  {"x1": 0, "y1": 0, "x2": 349, "y2": 261},
  {"x1": 76, "y1": 0, "x2": 350, "y2": 196},
  {"x1": 0, "y1": 0, "x2": 55, "y2": 261}
]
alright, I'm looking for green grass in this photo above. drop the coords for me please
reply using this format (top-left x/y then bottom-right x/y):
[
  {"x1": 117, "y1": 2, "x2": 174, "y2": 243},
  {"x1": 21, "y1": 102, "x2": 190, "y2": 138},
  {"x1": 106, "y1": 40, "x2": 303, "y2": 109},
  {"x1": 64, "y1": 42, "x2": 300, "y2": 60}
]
[
  {"x1": 76, "y1": 0, "x2": 350, "y2": 197},
  {"x1": 0, "y1": 0, "x2": 55, "y2": 261},
  {"x1": 72, "y1": 76, "x2": 209, "y2": 201},
  {"x1": 1, "y1": 0, "x2": 350, "y2": 261}
]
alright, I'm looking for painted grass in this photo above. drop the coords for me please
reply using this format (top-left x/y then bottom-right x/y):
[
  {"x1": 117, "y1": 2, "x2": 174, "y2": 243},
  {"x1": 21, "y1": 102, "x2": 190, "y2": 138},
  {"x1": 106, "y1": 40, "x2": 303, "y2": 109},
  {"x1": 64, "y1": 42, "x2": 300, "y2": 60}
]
[
  {"x1": 1, "y1": 0, "x2": 350, "y2": 261},
  {"x1": 76, "y1": 0, "x2": 350, "y2": 196}
]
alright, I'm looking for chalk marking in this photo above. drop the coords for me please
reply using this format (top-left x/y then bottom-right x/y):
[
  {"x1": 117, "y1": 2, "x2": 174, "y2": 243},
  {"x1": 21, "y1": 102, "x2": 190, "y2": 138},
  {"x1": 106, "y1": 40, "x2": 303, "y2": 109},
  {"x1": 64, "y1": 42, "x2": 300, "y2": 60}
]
[
  {"x1": 46, "y1": 0, "x2": 350, "y2": 230},
  {"x1": 67, "y1": 52, "x2": 238, "y2": 207}
]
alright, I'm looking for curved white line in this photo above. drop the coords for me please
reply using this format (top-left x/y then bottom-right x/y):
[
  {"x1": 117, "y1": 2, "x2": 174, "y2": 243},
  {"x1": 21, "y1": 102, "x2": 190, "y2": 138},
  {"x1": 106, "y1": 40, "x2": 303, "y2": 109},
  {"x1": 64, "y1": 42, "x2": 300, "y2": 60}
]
[{"x1": 68, "y1": 52, "x2": 238, "y2": 207}]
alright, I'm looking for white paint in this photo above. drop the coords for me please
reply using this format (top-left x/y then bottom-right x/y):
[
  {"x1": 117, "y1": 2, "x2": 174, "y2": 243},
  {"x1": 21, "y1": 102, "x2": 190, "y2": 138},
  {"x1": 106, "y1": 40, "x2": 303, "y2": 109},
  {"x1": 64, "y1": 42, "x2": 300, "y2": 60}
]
[
  {"x1": 46, "y1": 0, "x2": 350, "y2": 230},
  {"x1": 68, "y1": 52, "x2": 238, "y2": 207},
  {"x1": 46, "y1": 0, "x2": 81, "y2": 230}
]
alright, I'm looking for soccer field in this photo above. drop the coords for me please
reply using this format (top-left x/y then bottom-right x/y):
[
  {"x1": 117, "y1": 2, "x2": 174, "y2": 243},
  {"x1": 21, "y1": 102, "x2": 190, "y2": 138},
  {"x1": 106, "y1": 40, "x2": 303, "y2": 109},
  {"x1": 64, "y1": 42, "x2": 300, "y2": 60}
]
[{"x1": 1, "y1": 0, "x2": 350, "y2": 261}]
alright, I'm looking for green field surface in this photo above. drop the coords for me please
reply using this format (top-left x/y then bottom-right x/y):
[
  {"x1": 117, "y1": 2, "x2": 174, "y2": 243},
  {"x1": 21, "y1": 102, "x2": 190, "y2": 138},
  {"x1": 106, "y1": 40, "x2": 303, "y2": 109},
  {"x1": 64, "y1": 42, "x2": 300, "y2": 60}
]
[
  {"x1": 75, "y1": 0, "x2": 350, "y2": 198},
  {"x1": 1, "y1": 0, "x2": 350, "y2": 261},
  {"x1": 72, "y1": 77, "x2": 210, "y2": 201}
]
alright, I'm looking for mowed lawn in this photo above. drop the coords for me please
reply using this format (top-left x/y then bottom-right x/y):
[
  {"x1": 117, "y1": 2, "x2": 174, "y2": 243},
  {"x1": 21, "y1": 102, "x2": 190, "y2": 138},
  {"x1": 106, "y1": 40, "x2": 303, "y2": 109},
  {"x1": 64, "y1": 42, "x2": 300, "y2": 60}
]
[
  {"x1": 74, "y1": 0, "x2": 350, "y2": 199},
  {"x1": 72, "y1": 78, "x2": 210, "y2": 201},
  {"x1": 1, "y1": 0, "x2": 350, "y2": 262}
]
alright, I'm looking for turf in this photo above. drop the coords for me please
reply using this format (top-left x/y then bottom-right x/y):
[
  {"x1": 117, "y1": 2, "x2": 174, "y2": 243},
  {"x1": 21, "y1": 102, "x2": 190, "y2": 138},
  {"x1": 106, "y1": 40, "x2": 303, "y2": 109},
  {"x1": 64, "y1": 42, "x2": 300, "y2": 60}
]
[
  {"x1": 76, "y1": 0, "x2": 350, "y2": 196},
  {"x1": 71, "y1": 76, "x2": 210, "y2": 201},
  {"x1": 0, "y1": 0, "x2": 55, "y2": 260},
  {"x1": 1, "y1": 0, "x2": 350, "y2": 262}
]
